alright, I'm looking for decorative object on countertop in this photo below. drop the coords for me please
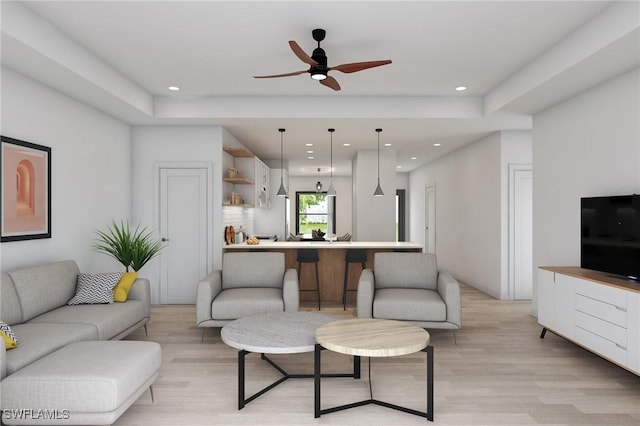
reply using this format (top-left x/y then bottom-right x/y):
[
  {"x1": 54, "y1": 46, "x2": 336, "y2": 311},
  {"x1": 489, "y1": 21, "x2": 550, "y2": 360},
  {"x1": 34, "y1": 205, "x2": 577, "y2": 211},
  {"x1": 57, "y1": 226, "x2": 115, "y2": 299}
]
[
  {"x1": 93, "y1": 219, "x2": 164, "y2": 272},
  {"x1": 225, "y1": 225, "x2": 235, "y2": 245},
  {"x1": 246, "y1": 236, "x2": 259, "y2": 245},
  {"x1": 311, "y1": 229, "x2": 326, "y2": 240},
  {"x1": 288, "y1": 233, "x2": 303, "y2": 241},
  {"x1": 337, "y1": 233, "x2": 352, "y2": 241}
]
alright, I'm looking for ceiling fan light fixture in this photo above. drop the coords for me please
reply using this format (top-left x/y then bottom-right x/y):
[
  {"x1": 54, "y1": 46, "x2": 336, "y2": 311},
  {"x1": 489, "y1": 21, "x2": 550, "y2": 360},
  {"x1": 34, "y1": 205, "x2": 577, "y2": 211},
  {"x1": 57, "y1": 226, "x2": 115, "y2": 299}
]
[{"x1": 311, "y1": 70, "x2": 327, "y2": 80}]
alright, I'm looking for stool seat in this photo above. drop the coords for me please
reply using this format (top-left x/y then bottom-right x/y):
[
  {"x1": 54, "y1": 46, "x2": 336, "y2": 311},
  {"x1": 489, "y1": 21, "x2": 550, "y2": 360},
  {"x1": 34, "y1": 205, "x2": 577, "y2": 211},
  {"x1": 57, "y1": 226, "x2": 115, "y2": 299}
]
[
  {"x1": 297, "y1": 249, "x2": 321, "y2": 309},
  {"x1": 343, "y1": 249, "x2": 367, "y2": 310}
]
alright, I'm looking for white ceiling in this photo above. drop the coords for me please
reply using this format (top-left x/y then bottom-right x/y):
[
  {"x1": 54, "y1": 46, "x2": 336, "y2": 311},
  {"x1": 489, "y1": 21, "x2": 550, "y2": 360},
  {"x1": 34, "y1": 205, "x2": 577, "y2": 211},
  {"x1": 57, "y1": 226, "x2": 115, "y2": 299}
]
[{"x1": 2, "y1": 1, "x2": 638, "y2": 176}]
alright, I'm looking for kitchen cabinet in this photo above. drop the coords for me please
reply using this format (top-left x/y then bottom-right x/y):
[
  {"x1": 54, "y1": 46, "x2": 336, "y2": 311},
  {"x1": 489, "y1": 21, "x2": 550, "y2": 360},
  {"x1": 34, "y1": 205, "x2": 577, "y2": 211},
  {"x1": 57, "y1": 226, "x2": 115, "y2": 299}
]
[{"x1": 223, "y1": 147, "x2": 270, "y2": 208}]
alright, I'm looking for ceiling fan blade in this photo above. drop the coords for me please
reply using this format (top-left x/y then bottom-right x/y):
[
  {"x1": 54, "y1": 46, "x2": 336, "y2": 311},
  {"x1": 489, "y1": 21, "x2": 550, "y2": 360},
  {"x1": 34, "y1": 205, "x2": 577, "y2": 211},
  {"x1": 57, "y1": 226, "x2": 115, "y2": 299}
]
[
  {"x1": 331, "y1": 60, "x2": 392, "y2": 74},
  {"x1": 320, "y1": 76, "x2": 341, "y2": 91},
  {"x1": 288, "y1": 40, "x2": 318, "y2": 66},
  {"x1": 253, "y1": 70, "x2": 308, "y2": 78}
]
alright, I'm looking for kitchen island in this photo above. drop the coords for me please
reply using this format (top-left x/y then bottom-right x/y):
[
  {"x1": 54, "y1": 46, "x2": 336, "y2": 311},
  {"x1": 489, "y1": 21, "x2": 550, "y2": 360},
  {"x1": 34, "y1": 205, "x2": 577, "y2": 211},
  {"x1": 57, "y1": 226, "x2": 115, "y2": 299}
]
[{"x1": 224, "y1": 241, "x2": 423, "y2": 306}]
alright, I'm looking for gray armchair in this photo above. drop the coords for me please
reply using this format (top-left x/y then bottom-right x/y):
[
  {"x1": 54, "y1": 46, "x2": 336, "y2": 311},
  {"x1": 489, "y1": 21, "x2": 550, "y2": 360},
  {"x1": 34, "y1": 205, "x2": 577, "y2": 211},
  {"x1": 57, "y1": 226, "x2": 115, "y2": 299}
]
[
  {"x1": 357, "y1": 252, "x2": 461, "y2": 339},
  {"x1": 196, "y1": 252, "x2": 299, "y2": 333}
]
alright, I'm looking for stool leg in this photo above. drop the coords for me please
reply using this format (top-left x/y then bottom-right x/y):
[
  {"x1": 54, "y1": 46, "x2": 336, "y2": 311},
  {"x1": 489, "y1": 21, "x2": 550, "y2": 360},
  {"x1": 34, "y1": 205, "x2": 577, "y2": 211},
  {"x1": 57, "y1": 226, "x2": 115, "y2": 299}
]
[
  {"x1": 314, "y1": 261, "x2": 320, "y2": 310},
  {"x1": 342, "y1": 262, "x2": 350, "y2": 310},
  {"x1": 149, "y1": 384, "x2": 155, "y2": 403}
]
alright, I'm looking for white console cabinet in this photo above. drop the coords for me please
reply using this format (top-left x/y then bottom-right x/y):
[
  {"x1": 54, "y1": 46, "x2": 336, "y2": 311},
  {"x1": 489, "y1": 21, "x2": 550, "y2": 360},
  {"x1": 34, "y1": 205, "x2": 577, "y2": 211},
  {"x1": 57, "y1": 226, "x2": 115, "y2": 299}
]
[{"x1": 538, "y1": 267, "x2": 640, "y2": 376}]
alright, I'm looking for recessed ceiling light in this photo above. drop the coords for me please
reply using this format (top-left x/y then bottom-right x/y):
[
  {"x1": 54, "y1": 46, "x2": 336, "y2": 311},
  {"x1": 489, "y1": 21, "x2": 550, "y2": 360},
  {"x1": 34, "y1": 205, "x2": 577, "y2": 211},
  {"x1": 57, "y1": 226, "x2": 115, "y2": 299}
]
[
  {"x1": 308, "y1": 156, "x2": 315, "y2": 159},
  {"x1": 384, "y1": 143, "x2": 392, "y2": 147},
  {"x1": 305, "y1": 143, "x2": 313, "y2": 146},
  {"x1": 168, "y1": 86, "x2": 180, "y2": 91},
  {"x1": 343, "y1": 143, "x2": 351, "y2": 147},
  {"x1": 306, "y1": 150, "x2": 314, "y2": 154},
  {"x1": 455, "y1": 86, "x2": 467, "y2": 91},
  {"x1": 433, "y1": 143, "x2": 442, "y2": 147},
  {"x1": 410, "y1": 157, "x2": 417, "y2": 160},
  {"x1": 396, "y1": 165, "x2": 402, "y2": 169}
]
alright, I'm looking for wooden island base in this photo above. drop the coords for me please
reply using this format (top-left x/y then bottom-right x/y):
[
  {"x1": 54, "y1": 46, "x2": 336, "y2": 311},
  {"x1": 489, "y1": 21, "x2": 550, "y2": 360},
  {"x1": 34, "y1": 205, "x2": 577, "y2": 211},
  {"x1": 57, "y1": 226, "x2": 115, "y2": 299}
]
[{"x1": 224, "y1": 242, "x2": 423, "y2": 305}]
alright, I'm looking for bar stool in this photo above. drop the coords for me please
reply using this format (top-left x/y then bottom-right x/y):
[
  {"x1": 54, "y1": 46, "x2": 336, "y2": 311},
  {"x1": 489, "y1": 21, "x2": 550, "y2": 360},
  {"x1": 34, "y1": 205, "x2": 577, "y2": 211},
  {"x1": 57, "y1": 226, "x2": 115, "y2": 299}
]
[
  {"x1": 297, "y1": 249, "x2": 321, "y2": 310},
  {"x1": 342, "y1": 249, "x2": 367, "y2": 310}
]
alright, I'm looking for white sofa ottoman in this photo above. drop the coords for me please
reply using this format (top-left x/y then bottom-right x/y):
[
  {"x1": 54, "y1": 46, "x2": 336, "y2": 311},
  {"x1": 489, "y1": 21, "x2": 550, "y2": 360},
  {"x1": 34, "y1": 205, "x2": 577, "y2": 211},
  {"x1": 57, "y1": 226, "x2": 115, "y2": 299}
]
[{"x1": 1, "y1": 340, "x2": 161, "y2": 425}]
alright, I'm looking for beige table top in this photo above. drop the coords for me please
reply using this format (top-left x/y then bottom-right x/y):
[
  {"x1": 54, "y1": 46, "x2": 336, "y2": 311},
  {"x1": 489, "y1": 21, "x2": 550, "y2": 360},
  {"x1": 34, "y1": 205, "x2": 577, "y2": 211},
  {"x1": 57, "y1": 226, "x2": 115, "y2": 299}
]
[{"x1": 315, "y1": 318, "x2": 430, "y2": 357}]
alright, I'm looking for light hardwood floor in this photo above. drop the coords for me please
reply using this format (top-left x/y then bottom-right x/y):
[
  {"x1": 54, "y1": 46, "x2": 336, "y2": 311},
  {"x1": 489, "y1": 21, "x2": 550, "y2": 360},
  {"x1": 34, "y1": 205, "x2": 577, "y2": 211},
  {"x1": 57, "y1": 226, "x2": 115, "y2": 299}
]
[{"x1": 117, "y1": 283, "x2": 640, "y2": 425}]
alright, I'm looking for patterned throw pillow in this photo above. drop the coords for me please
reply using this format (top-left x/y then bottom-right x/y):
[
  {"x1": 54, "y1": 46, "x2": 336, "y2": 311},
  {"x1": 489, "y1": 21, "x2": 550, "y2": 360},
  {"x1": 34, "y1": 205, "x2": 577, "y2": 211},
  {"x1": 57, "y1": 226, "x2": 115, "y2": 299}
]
[
  {"x1": 0, "y1": 320, "x2": 18, "y2": 349},
  {"x1": 68, "y1": 273, "x2": 123, "y2": 305}
]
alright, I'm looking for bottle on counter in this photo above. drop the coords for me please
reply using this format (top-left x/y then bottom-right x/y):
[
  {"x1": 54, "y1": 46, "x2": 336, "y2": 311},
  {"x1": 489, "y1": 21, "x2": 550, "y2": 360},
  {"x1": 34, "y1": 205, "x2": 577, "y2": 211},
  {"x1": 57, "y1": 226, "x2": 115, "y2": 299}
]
[{"x1": 235, "y1": 226, "x2": 245, "y2": 244}]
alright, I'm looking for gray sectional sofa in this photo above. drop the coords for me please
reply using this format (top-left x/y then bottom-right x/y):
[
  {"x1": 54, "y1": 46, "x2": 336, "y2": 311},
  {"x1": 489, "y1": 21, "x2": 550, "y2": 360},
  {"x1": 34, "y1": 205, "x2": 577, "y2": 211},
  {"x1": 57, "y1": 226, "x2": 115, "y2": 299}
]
[{"x1": 0, "y1": 260, "x2": 151, "y2": 380}]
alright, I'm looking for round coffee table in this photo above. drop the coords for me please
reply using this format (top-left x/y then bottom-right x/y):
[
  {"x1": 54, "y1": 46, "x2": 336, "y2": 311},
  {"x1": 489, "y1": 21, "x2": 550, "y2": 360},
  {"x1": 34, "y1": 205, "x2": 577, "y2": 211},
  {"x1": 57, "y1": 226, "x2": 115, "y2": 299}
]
[
  {"x1": 221, "y1": 311, "x2": 357, "y2": 409},
  {"x1": 314, "y1": 318, "x2": 434, "y2": 421}
]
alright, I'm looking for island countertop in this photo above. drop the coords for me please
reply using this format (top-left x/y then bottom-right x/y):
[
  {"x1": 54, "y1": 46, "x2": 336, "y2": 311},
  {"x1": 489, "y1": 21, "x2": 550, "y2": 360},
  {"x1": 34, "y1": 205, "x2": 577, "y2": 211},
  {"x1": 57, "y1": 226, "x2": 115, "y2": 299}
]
[
  {"x1": 223, "y1": 241, "x2": 423, "y2": 306},
  {"x1": 224, "y1": 241, "x2": 423, "y2": 250}
]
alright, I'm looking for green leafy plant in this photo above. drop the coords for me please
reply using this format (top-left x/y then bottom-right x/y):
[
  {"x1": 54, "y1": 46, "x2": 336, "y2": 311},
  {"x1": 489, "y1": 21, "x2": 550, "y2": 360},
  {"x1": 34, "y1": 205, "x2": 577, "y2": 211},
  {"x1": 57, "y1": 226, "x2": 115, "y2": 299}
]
[{"x1": 93, "y1": 220, "x2": 164, "y2": 272}]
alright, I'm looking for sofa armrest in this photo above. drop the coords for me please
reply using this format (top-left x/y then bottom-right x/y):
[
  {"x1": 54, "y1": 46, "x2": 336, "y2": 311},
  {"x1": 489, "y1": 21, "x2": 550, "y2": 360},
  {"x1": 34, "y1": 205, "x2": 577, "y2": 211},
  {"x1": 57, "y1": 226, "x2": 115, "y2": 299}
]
[
  {"x1": 437, "y1": 270, "x2": 461, "y2": 328},
  {"x1": 127, "y1": 278, "x2": 151, "y2": 319},
  {"x1": 0, "y1": 337, "x2": 6, "y2": 380},
  {"x1": 282, "y1": 268, "x2": 299, "y2": 312},
  {"x1": 196, "y1": 270, "x2": 222, "y2": 326},
  {"x1": 356, "y1": 269, "x2": 375, "y2": 318}
]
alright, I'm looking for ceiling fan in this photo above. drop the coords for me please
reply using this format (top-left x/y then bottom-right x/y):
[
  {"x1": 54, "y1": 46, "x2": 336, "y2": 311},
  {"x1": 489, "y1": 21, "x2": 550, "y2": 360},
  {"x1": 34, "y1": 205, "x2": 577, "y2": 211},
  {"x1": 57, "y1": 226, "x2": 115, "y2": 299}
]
[{"x1": 253, "y1": 28, "x2": 392, "y2": 91}]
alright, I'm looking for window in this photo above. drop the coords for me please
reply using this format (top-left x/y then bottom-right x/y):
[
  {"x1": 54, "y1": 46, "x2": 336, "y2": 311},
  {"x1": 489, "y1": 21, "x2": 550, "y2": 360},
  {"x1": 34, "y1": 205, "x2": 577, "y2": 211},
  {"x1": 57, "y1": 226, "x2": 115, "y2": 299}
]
[{"x1": 295, "y1": 192, "x2": 336, "y2": 237}]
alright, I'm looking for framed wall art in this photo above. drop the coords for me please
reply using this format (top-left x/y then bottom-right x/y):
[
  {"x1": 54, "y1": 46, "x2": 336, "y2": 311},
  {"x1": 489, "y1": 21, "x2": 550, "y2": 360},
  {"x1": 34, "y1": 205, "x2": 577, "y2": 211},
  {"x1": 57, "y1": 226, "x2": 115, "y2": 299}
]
[{"x1": 1, "y1": 135, "x2": 51, "y2": 242}]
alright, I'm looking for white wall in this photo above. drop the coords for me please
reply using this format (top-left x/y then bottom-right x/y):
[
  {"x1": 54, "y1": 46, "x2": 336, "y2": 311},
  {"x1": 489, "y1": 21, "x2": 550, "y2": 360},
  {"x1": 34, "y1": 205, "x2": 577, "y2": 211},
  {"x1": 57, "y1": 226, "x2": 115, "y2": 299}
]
[
  {"x1": 532, "y1": 67, "x2": 640, "y2": 314},
  {"x1": 1, "y1": 67, "x2": 131, "y2": 272},
  {"x1": 131, "y1": 126, "x2": 224, "y2": 303},
  {"x1": 353, "y1": 149, "x2": 396, "y2": 241},
  {"x1": 409, "y1": 133, "x2": 503, "y2": 298},
  {"x1": 287, "y1": 175, "x2": 352, "y2": 236}
]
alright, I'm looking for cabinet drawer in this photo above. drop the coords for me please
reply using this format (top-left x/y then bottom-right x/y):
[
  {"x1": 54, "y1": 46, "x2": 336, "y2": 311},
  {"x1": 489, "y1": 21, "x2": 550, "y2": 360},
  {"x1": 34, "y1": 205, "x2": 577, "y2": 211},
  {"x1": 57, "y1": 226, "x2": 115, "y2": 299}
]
[
  {"x1": 575, "y1": 279, "x2": 627, "y2": 308},
  {"x1": 575, "y1": 310, "x2": 627, "y2": 347},
  {"x1": 575, "y1": 326, "x2": 627, "y2": 365},
  {"x1": 575, "y1": 294, "x2": 627, "y2": 327}
]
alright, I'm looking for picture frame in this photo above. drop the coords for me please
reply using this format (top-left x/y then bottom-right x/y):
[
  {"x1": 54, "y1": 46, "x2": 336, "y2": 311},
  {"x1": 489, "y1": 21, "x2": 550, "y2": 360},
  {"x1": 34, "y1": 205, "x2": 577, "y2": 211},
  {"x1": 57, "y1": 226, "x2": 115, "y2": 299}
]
[{"x1": 1, "y1": 135, "x2": 52, "y2": 242}]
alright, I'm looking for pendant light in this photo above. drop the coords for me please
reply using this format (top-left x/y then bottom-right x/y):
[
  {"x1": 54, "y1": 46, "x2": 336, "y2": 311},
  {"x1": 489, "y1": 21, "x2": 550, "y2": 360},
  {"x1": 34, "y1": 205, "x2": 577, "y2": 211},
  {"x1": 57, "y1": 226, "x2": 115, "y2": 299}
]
[
  {"x1": 373, "y1": 128, "x2": 384, "y2": 196},
  {"x1": 316, "y1": 168, "x2": 323, "y2": 193},
  {"x1": 327, "y1": 128, "x2": 336, "y2": 197},
  {"x1": 276, "y1": 128, "x2": 288, "y2": 197}
]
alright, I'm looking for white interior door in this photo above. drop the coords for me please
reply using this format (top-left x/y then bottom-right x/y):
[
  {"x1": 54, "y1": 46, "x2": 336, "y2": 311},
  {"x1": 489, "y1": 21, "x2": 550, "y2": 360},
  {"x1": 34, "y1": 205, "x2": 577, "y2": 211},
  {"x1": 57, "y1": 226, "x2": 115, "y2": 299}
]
[
  {"x1": 510, "y1": 166, "x2": 533, "y2": 300},
  {"x1": 158, "y1": 166, "x2": 210, "y2": 304},
  {"x1": 424, "y1": 184, "x2": 436, "y2": 253}
]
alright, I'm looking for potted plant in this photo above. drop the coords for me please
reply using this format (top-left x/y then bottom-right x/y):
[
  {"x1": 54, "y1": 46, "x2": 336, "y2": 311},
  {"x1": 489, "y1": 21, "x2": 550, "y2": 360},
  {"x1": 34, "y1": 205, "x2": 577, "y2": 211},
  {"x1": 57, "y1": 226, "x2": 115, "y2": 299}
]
[{"x1": 93, "y1": 220, "x2": 164, "y2": 271}]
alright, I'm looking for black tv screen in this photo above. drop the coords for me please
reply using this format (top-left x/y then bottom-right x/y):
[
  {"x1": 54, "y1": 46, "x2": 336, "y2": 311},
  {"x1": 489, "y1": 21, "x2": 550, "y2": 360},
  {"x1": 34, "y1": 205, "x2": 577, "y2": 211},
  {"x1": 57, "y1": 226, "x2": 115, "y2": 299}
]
[{"x1": 581, "y1": 194, "x2": 640, "y2": 280}]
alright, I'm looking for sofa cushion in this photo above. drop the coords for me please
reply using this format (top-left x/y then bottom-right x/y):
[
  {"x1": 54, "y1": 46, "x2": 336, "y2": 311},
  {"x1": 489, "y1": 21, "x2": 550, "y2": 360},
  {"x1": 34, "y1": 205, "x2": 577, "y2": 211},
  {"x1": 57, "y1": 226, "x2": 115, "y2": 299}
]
[
  {"x1": 222, "y1": 252, "x2": 284, "y2": 289},
  {"x1": 114, "y1": 272, "x2": 138, "y2": 302},
  {"x1": 68, "y1": 272, "x2": 122, "y2": 305},
  {"x1": 28, "y1": 300, "x2": 146, "y2": 340},
  {"x1": 1, "y1": 341, "x2": 161, "y2": 415},
  {"x1": 5, "y1": 323, "x2": 98, "y2": 376},
  {"x1": 374, "y1": 253, "x2": 438, "y2": 290},
  {"x1": 0, "y1": 321, "x2": 18, "y2": 349},
  {"x1": 1, "y1": 273, "x2": 22, "y2": 326},
  {"x1": 373, "y1": 288, "x2": 446, "y2": 322},
  {"x1": 7, "y1": 260, "x2": 79, "y2": 322},
  {"x1": 211, "y1": 288, "x2": 284, "y2": 319}
]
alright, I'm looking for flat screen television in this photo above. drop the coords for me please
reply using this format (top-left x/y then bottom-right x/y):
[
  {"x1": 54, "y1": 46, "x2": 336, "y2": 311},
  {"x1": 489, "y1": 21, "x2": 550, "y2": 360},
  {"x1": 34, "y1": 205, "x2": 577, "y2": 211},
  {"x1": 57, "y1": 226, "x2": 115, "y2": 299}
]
[{"x1": 581, "y1": 194, "x2": 640, "y2": 280}]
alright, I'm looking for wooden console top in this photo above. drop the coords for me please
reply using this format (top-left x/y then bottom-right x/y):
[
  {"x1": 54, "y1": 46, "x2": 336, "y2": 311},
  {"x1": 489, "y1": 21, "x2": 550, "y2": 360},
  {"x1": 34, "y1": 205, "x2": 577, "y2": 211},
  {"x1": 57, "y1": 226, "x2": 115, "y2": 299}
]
[{"x1": 539, "y1": 266, "x2": 640, "y2": 293}]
